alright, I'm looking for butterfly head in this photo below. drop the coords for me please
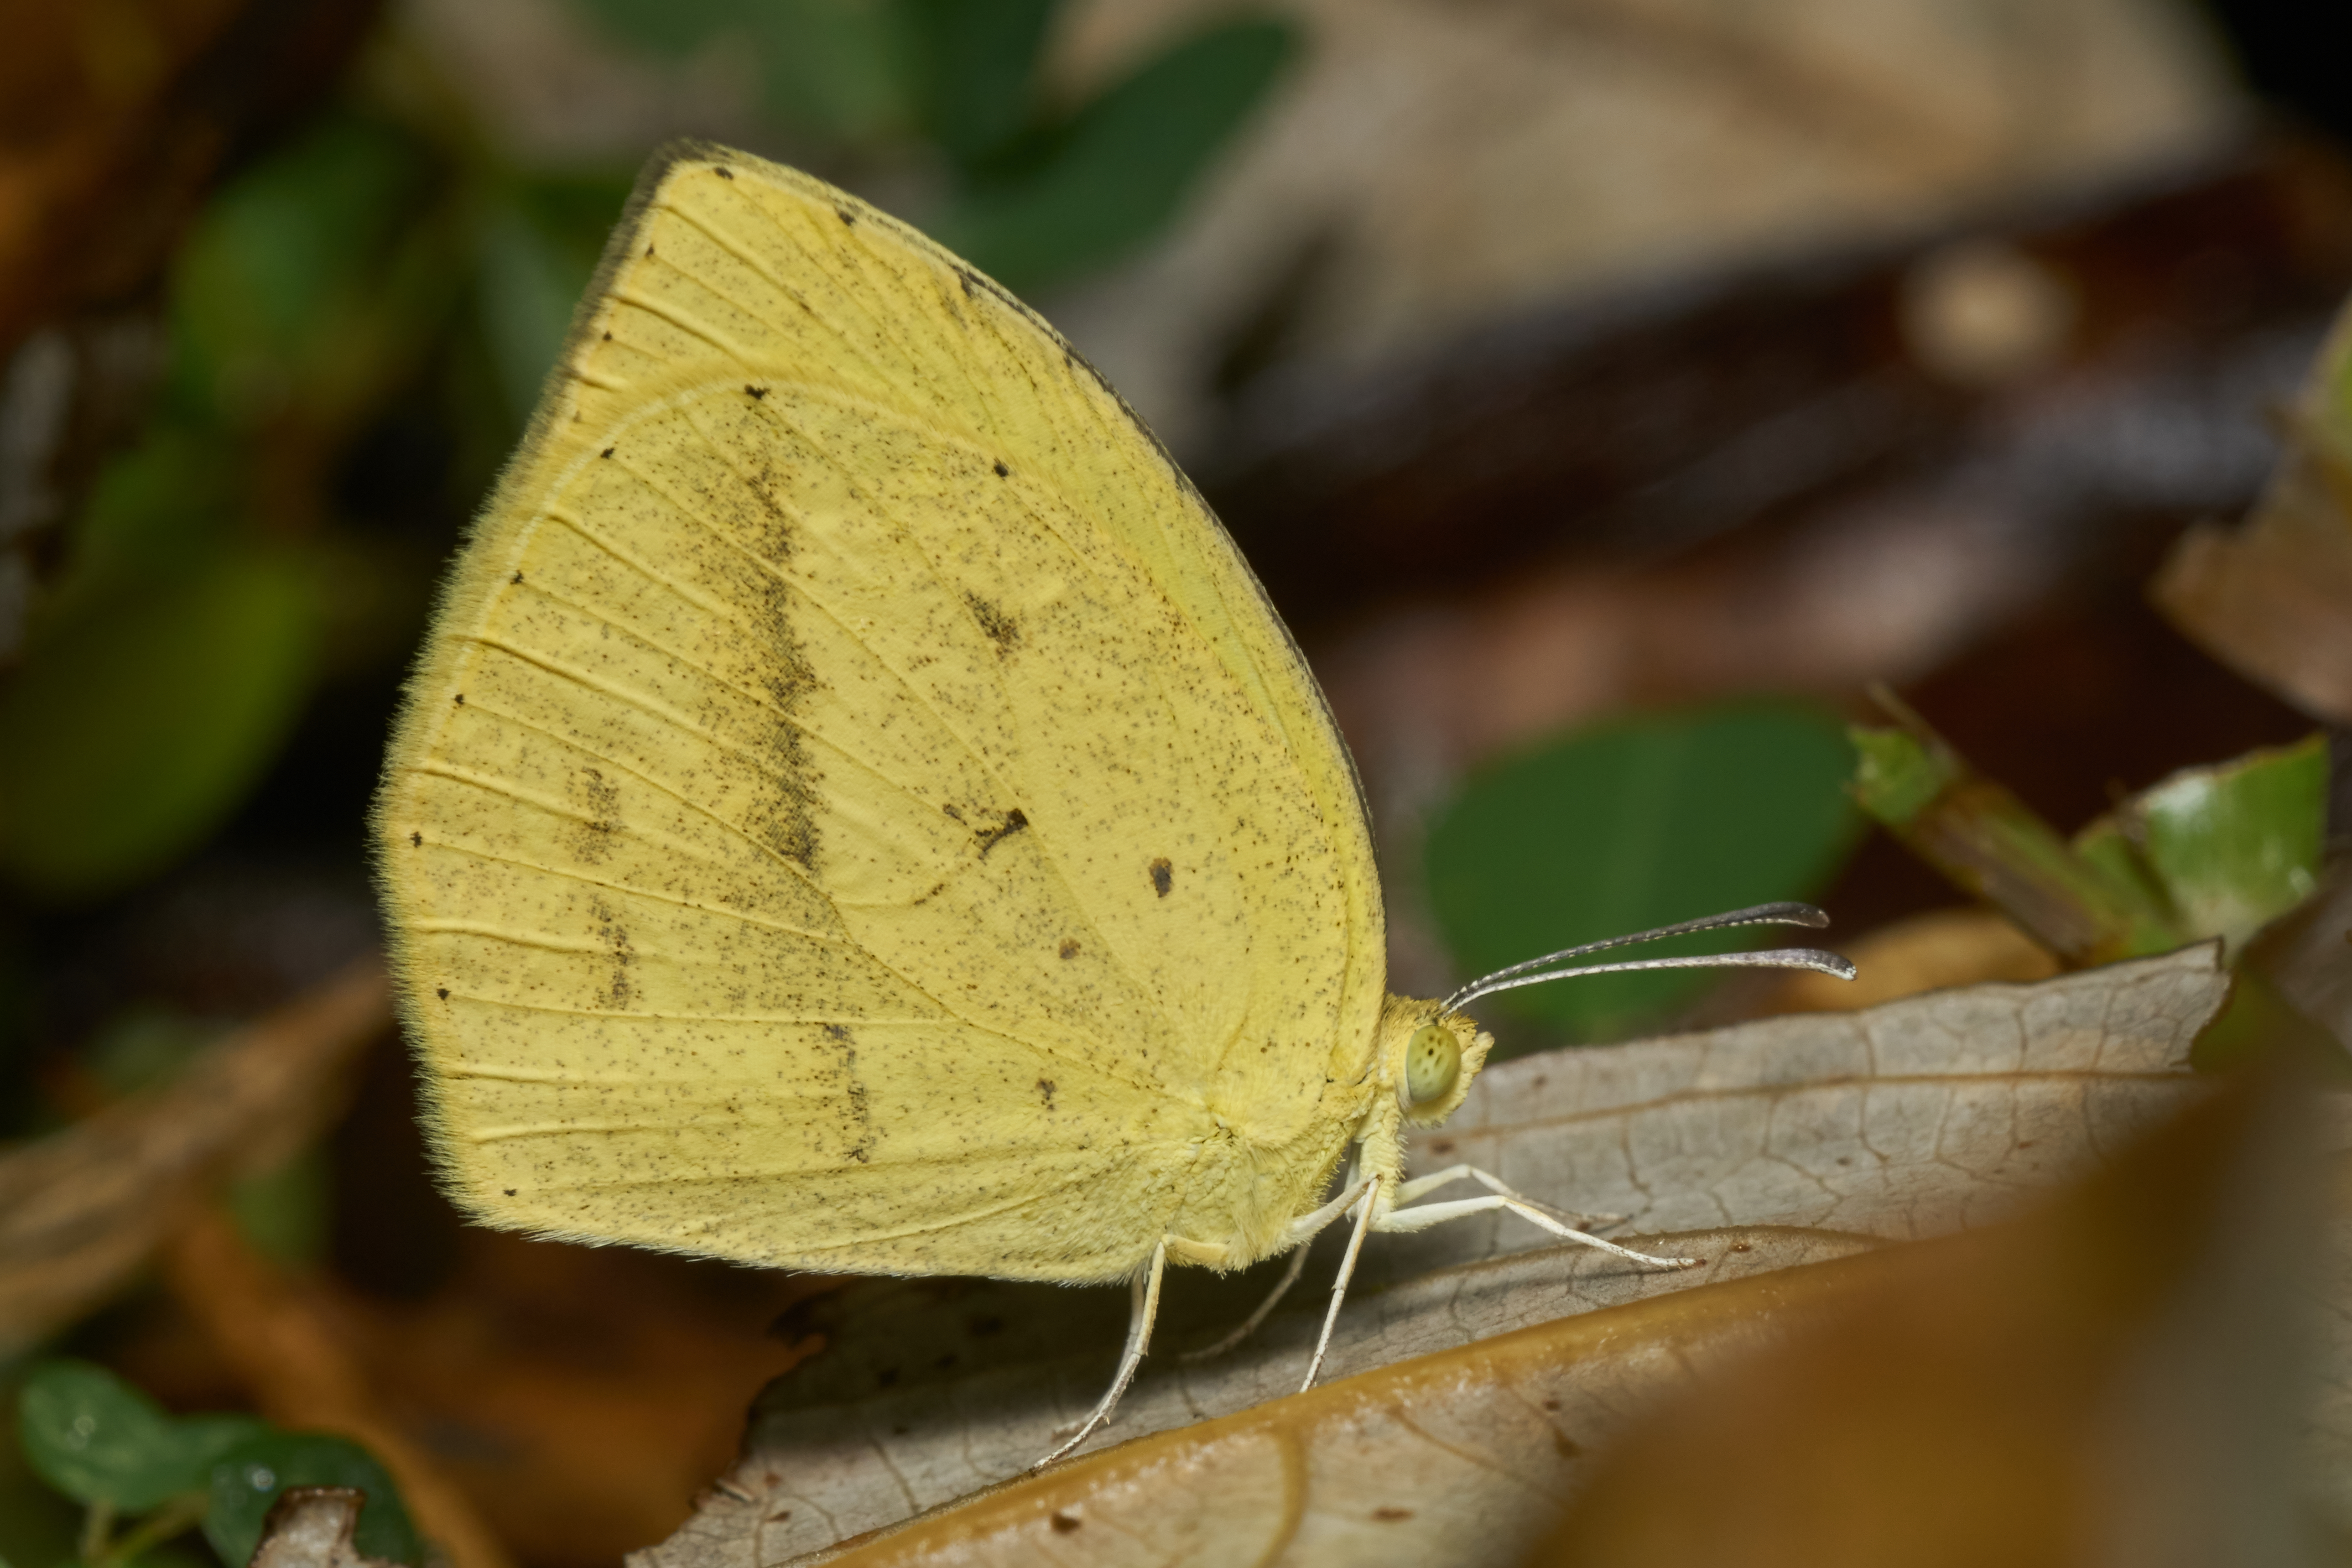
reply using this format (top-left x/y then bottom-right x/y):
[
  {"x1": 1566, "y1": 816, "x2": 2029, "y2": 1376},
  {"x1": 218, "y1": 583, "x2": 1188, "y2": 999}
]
[{"x1": 1379, "y1": 996, "x2": 1492, "y2": 1127}]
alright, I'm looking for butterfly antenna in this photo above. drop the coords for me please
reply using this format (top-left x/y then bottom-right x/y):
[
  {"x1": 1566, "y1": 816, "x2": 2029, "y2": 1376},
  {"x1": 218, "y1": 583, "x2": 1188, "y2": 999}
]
[{"x1": 1443, "y1": 900, "x2": 1855, "y2": 1011}]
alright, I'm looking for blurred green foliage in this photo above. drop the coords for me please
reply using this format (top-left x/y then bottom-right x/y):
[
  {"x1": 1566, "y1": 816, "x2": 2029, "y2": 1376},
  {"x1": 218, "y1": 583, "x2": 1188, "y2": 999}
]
[
  {"x1": 0, "y1": 544, "x2": 317, "y2": 896},
  {"x1": 2118, "y1": 736, "x2": 2325, "y2": 954},
  {"x1": 575, "y1": 0, "x2": 1298, "y2": 292},
  {"x1": 0, "y1": 0, "x2": 1297, "y2": 907},
  {"x1": 14, "y1": 1359, "x2": 418, "y2": 1568},
  {"x1": 1424, "y1": 702, "x2": 1862, "y2": 1043},
  {"x1": 205, "y1": 1431, "x2": 420, "y2": 1568},
  {"x1": 1851, "y1": 722, "x2": 2327, "y2": 966},
  {"x1": 1850, "y1": 721, "x2": 2331, "y2": 1069},
  {"x1": 18, "y1": 1361, "x2": 263, "y2": 1515}
]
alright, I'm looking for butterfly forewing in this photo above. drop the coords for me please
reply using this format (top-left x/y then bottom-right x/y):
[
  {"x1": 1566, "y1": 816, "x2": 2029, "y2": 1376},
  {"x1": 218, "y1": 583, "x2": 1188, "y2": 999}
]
[{"x1": 377, "y1": 147, "x2": 1387, "y2": 1280}]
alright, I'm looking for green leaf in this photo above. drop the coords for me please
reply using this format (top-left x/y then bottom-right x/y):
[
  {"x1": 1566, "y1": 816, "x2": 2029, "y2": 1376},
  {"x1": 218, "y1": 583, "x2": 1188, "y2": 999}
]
[
  {"x1": 1425, "y1": 702, "x2": 1861, "y2": 1041},
  {"x1": 59, "y1": 430, "x2": 238, "y2": 592},
  {"x1": 226, "y1": 1147, "x2": 332, "y2": 1265},
  {"x1": 903, "y1": 0, "x2": 1058, "y2": 169},
  {"x1": 936, "y1": 17, "x2": 1297, "y2": 293},
  {"x1": 171, "y1": 1416, "x2": 273, "y2": 1479},
  {"x1": 750, "y1": 0, "x2": 915, "y2": 140},
  {"x1": 0, "y1": 546, "x2": 318, "y2": 899},
  {"x1": 17, "y1": 1363, "x2": 195, "y2": 1512},
  {"x1": 569, "y1": 0, "x2": 749, "y2": 56},
  {"x1": 2124, "y1": 734, "x2": 2327, "y2": 955},
  {"x1": 2069, "y1": 816, "x2": 2178, "y2": 931},
  {"x1": 571, "y1": 0, "x2": 914, "y2": 140},
  {"x1": 474, "y1": 197, "x2": 600, "y2": 429},
  {"x1": 170, "y1": 117, "x2": 433, "y2": 428},
  {"x1": 205, "y1": 1433, "x2": 422, "y2": 1568},
  {"x1": 1847, "y1": 724, "x2": 1954, "y2": 825},
  {"x1": 1845, "y1": 712, "x2": 2183, "y2": 966}
]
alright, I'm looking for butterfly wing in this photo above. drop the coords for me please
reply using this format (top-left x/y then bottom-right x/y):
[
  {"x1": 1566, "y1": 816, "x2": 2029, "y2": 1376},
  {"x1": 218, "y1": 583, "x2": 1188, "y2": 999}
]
[{"x1": 373, "y1": 147, "x2": 1386, "y2": 1282}]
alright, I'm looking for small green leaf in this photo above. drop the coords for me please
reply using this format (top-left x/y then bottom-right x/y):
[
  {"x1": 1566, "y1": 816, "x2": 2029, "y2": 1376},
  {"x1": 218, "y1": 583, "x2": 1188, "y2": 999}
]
[
  {"x1": 0, "y1": 545, "x2": 319, "y2": 899},
  {"x1": 748, "y1": 0, "x2": 915, "y2": 140},
  {"x1": 226, "y1": 1148, "x2": 332, "y2": 1265},
  {"x1": 904, "y1": 0, "x2": 1058, "y2": 169},
  {"x1": 170, "y1": 117, "x2": 433, "y2": 427},
  {"x1": 54, "y1": 430, "x2": 238, "y2": 598},
  {"x1": 17, "y1": 1362, "x2": 191, "y2": 1512},
  {"x1": 205, "y1": 1433, "x2": 422, "y2": 1568},
  {"x1": 569, "y1": 0, "x2": 749, "y2": 56},
  {"x1": 1425, "y1": 701, "x2": 1861, "y2": 1041},
  {"x1": 474, "y1": 199, "x2": 599, "y2": 428},
  {"x1": 1847, "y1": 725, "x2": 1955, "y2": 825},
  {"x1": 1845, "y1": 710, "x2": 2183, "y2": 966},
  {"x1": 2069, "y1": 816, "x2": 2178, "y2": 930},
  {"x1": 170, "y1": 1416, "x2": 272, "y2": 1478},
  {"x1": 571, "y1": 0, "x2": 914, "y2": 140},
  {"x1": 2126, "y1": 734, "x2": 2327, "y2": 955},
  {"x1": 937, "y1": 17, "x2": 1297, "y2": 293}
]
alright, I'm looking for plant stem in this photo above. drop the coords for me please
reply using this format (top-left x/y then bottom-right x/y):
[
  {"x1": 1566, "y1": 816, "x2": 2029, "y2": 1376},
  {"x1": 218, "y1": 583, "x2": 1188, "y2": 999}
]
[
  {"x1": 96, "y1": 1493, "x2": 211, "y2": 1567},
  {"x1": 79, "y1": 1500, "x2": 116, "y2": 1566}
]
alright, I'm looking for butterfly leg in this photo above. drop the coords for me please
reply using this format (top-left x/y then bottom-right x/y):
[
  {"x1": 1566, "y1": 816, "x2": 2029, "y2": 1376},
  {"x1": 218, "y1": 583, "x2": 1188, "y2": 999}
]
[
  {"x1": 1299, "y1": 1175, "x2": 1385, "y2": 1392},
  {"x1": 1393, "y1": 1163, "x2": 1625, "y2": 1230},
  {"x1": 1186, "y1": 1162, "x2": 1374, "y2": 1363},
  {"x1": 1373, "y1": 1187, "x2": 1699, "y2": 1270},
  {"x1": 1279, "y1": 1166, "x2": 1377, "y2": 1247},
  {"x1": 1038, "y1": 1238, "x2": 1168, "y2": 1467},
  {"x1": 1181, "y1": 1243, "x2": 1309, "y2": 1362}
]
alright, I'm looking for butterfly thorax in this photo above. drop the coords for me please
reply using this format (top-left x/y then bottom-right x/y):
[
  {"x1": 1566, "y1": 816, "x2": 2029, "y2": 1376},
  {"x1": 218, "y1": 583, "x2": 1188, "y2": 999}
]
[{"x1": 1158, "y1": 997, "x2": 1490, "y2": 1272}]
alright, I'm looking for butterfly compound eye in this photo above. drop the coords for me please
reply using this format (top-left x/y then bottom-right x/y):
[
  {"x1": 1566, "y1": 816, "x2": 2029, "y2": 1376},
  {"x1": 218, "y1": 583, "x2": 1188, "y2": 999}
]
[{"x1": 1404, "y1": 1023, "x2": 1460, "y2": 1108}]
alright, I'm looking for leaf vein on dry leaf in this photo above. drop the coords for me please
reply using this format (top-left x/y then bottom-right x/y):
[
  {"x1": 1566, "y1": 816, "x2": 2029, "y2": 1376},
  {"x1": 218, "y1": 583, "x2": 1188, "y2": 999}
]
[{"x1": 1381, "y1": 1402, "x2": 1567, "y2": 1503}]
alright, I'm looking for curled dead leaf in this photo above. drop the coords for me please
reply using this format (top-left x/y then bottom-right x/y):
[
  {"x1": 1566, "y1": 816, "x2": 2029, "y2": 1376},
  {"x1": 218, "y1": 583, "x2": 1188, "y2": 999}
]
[
  {"x1": 633, "y1": 946, "x2": 2227, "y2": 1567},
  {"x1": 1533, "y1": 1069, "x2": 2325, "y2": 1567}
]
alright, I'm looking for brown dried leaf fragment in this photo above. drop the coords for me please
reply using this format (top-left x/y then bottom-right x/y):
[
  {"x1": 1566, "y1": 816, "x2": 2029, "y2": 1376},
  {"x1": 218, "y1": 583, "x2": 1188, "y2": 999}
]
[
  {"x1": 2153, "y1": 299, "x2": 2352, "y2": 723},
  {"x1": 251, "y1": 1488, "x2": 403, "y2": 1568},
  {"x1": 0, "y1": 958, "x2": 389, "y2": 1353}
]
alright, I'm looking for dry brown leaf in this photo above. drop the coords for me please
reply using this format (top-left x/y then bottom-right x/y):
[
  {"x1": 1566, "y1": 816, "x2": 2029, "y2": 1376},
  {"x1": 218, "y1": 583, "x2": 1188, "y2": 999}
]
[
  {"x1": 318, "y1": 1242, "x2": 814, "y2": 1568},
  {"x1": 1531, "y1": 1070, "x2": 2325, "y2": 1567},
  {"x1": 2152, "y1": 300, "x2": 2352, "y2": 724},
  {"x1": 0, "y1": 957, "x2": 389, "y2": 1353},
  {"x1": 633, "y1": 945, "x2": 2226, "y2": 1568},
  {"x1": 1041, "y1": 0, "x2": 2234, "y2": 449},
  {"x1": 783, "y1": 1258, "x2": 1898, "y2": 1568}
]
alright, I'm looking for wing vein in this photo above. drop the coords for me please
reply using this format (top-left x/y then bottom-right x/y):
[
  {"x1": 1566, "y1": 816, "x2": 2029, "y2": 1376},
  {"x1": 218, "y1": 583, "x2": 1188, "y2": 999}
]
[
  {"x1": 615, "y1": 278, "x2": 756, "y2": 362},
  {"x1": 438, "y1": 994, "x2": 944, "y2": 1025},
  {"x1": 653, "y1": 191, "x2": 915, "y2": 402},
  {"x1": 493, "y1": 576, "x2": 970, "y2": 826},
  {"x1": 415, "y1": 832, "x2": 852, "y2": 950}
]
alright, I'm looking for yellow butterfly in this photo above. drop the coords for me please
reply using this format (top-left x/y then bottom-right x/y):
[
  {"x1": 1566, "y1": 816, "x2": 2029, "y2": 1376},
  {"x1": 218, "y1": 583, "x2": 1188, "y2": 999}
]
[{"x1": 373, "y1": 144, "x2": 1850, "y2": 1461}]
